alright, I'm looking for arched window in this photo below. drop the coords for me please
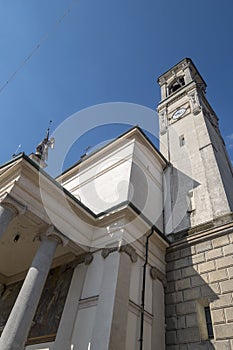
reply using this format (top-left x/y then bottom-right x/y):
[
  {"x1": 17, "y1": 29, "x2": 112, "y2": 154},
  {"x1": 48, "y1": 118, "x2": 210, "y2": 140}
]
[{"x1": 168, "y1": 76, "x2": 185, "y2": 95}]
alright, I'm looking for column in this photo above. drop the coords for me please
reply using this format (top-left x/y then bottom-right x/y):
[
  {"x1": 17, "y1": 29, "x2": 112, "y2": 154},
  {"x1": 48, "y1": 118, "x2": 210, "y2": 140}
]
[
  {"x1": 150, "y1": 267, "x2": 166, "y2": 350},
  {"x1": 0, "y1": 196, "x2": 26, "y2": 239},
  {"x1": 54, "y1": 254, "x2": 93, "y2": 350},
  {"x1": 0, "y1": 227, "x2": 65, "y2": 350},
  {"x1": 90, "y1": 245, "x2": 136, "y2": 350}
]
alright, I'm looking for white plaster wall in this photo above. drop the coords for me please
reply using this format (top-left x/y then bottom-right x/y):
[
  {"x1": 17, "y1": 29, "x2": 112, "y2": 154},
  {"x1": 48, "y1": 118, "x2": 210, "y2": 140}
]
[
  {"x1": 130, "y1": 142, "x2": 164, "y2": 230},
  {"x1": 63, "y1": 142, "x2": 135, "y2": 214}
]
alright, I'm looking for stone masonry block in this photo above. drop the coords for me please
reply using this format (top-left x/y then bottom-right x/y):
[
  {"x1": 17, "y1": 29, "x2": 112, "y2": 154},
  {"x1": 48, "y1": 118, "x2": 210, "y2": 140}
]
[
  {"x1": 177, "y1": 327, "x2": 200, "y2": 344},
  {"x1": 209, "y1": 282, "x2": 221, "y2": 294},
  {"x1": 212, "y1": 293, "x2": 233, "y2": 309},
  {"x1": 205, "y1": 247, "x2": 223, "y2": 261},
  {"x1": 192, "y1": 253, "x2": 206, "y2": 264},
  {"x1": 182, "y1": 266, "x2": 197, "y2": 278},
  {"x1": 225, "y1": 307, "x2": 233, "y2": 322},
  {"x1": 166, "y1": 282, "x2": 176, "y2": 293},
  {"x1": 176, "y1": 301, "x2": 196, "y2": 315},
  {"x1": 174, "y1": 257, "x2": 190, "y2": 270},
  {"x1": 166, "y1": 317, "x2": 178, "y2": 330},
  {"x1": 214, "y1": 340, "x2": 231, "y2": 350},
  {"x1": 166, "y1": 304, "x2": 176, "y2": 317},
  {"x1": 176, "y1": 278, "x2": 191, "y2": 291},
  {"x1": 229, "y1": 232, "x2": 233, "y2": 243},
  {"x1": 166, "y1": 292, "x2": 177, "y2": 305},
  {"x1": 166, "y1": 346, "x2": 179, "y2": 350},
  {"x1": 201, "y1": 284, "x2": 218, "y2": 297},
  {"x1": 191, "y1": 275, "x2": 207, "y2": 287},
  {"x1": 209, "y1": 269, "x2": 228, "y2": 283},
  {"x1": 188, "y1": 342, "x2": 213, "y2": 350},
  {"x1": 199, "y1": 260, "x2": 216, "y2": 274},
  {"x1": 227, "y1": 267, "x2": 233, "y2": 278},
  {"x1": 216, "y1": 256, "x2": 233, "y2": 269},
  {"x1": 212, "y1": 309, "x2": 225, "y2": 324},
  {"x1": 166, "y1": 330, "x2": 177, "y2": 345},
  {"x1": 196, "y1": 241, "x2": 212, "y2": 253},
  {"x1": 166, "y1": 250, "x2": 181, "y2": 262},
  {"x1": 220, "y1": 280, "x2": 233, "y2": 294},
  {"x1": 215, "y1": 323, "x2": 233, "y2": 340},
  {"x1": 183, "y1": 287, "x2": 201, "y2": 301},
  {"x1": 181, "y1": 247, "x2": 192, "y2": 258},
  {"x1": 177, "y1": 315, "x2": 186, "y2": 329},
  {"x1": 223, "y1": 243, "x2": 233, "y2": 256},
  {"x1": 186, "y1": 313, "x2": 197, "y2": 328},
  {"x1": 167, "y1": 270, "x2": 182, "y2": 282},
  {"x1": 213, "y1": 235, "x2": 230, "y2": 248}
]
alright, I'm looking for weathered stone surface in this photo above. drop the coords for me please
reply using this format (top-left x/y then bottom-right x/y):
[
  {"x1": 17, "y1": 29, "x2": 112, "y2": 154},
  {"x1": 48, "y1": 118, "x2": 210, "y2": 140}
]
[
  {"x1": 182, "y1": 266, "x2": 197, "y2": 278},
  {"x1": 220, "y1": 280, "x2": 233, "y2": 294},
  {"x1": 212, "y1": 309, "x2": 225, "y2": 324},
  {"x1": 192, "y1": 253, "x2": 206, "y2": 264},
  {"x1": 205, "y1": 247, "x2": 223, "y2": 261},
  {"x1": 225, "y1": 307, "x2": 233, "y2": 322},
  {"x1": 167, "y1": 270, "x2": 182, "y2": 282},
  {"x1": 196, "y1": 241, "x2": 212, "y2": 253},
  {"x1": 166, "y1": 317, "x2": 177, "y2": 330},
  {"x1": 213, "y1": 340, "x2": 231, "y2": 350},
  {"x1": 176, "y1": 301, "x2": 196, "y2": 315},
  {"x1": 176, "y1": 278, "x2": 191, "y2": 291},
  {"x1": 186, "y1": 313, "x2": 197, "y2": 328},
  {"x1": 166, "y1": 304, "x2": 176, "y2": 317},
  {"x1": 183, "y1": 287, "x2": 201, "y2": 301},
  {"x1": 215, "y1": 323, "x2": 233, "y2": 340},
  {"x1": 213, "y1": 235, "x2": 230, "y2": 248},
  {"x1": 216, "y1": 256, "x2": 233, "y2": 269},
  {"x1": 177, "y1": 315, "x2": 186, "y2": 329},
  {"x1": 209, "y1": 269, "x2": 228, "y2": 283},
  {"x1": 177, "y1": 327, "x2": 200, "y2": 344},
  {"x1": 223, "y1": 243, "x2": 233, "y2": 256},
  {"x1": 166, "y1": 330, "x2": 177, "y2": 345},
  {"x1": 199, "y1": 260, "x2": 216, "y2": 274},
  {"x1": 212, "y1": 293, "x2": 233, "y2": 309}
]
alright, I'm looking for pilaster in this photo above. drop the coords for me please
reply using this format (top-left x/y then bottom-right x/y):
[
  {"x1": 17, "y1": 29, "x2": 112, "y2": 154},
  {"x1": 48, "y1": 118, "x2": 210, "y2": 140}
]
[{"x1": 91, "y1": 245, "x2": 136, "y2": 350}]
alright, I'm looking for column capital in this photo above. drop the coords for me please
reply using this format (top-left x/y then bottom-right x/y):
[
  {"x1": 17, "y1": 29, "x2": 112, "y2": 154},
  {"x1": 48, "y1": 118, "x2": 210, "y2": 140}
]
[
  {"x1": 150, "y1": 267, "x2": 167, "y2": 287},
  {"x1": 101, "y1": 244, "x2": 137, "y2": 263},
  {"x1": 70, "y1": 252, "x2": 93, "y2": 267},
  {"x1": 2, "y1": 193, "x2": 26, "y2": 216},
  {"x1": 35, "y1": 225, "x2": 69, "y2": 247}
]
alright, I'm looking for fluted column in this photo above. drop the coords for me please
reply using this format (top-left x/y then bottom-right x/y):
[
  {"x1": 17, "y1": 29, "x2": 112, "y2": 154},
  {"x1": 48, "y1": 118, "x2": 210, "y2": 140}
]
[{"x1": 0, "y1": 226, "x2": 67, "y2": 350}]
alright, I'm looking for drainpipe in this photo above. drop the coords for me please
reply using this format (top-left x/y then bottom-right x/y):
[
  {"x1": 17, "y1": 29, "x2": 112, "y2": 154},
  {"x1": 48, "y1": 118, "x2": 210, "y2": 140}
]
[{"x1": 139, "y1": 225, "x2": 156, "y2": 350}]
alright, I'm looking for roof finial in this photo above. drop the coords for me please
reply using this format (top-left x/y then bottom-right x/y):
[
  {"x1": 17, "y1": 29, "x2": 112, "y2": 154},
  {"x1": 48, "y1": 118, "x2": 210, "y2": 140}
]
[{"x1": 30, "y1": 120, "x2": 55, "y2": 168}]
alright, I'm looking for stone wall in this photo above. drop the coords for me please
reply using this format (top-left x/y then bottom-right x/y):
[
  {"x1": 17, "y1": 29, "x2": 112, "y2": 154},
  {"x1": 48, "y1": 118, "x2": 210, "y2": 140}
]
[{"x1": 165, "y1": 221, "x2": 233, "y2": 350}]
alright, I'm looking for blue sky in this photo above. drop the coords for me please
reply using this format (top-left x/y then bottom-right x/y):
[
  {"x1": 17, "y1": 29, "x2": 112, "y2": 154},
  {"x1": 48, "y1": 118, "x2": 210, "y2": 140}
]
[{"x1": 0, "y1": 0, "x2": 233, "y2": 175}]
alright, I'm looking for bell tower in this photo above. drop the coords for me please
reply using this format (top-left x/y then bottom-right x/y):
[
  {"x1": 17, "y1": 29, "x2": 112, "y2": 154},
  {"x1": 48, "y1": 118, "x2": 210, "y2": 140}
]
[{"x1": 157, "y1": 58, "x2": 233, "y2": 234}]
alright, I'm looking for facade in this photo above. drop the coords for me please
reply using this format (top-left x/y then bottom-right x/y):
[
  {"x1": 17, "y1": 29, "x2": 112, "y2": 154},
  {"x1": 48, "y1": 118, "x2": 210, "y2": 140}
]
[{"x1": 0, "y1": 58, "x2": 232, "y2": 350}]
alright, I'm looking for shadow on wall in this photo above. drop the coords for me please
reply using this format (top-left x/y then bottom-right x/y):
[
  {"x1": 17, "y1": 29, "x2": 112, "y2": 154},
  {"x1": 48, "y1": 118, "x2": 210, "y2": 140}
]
[{"x1": 165, "y1": 236, "x2": 220, "y2": 350}]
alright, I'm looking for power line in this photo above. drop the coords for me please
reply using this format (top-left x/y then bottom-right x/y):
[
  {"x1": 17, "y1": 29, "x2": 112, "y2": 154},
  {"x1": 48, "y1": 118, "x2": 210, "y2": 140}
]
[{"x1": 0, "y1": 0, "x2": 77, "y2": 95}]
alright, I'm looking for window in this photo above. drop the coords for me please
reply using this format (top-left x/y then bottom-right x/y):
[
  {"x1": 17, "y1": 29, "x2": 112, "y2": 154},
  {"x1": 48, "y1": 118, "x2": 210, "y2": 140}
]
[
  {"x1": 197, "y1": 299, "x2": 214, "y2": 340},
  {"x1": 169, "y1": 76, "x2": 185, "y2": 95},
  {"x1": 204, "y1": 306, "x2": 214, "y2": 339},
  {"x1": 179, "y1": 135, "x2": 185, "y2": 147}
]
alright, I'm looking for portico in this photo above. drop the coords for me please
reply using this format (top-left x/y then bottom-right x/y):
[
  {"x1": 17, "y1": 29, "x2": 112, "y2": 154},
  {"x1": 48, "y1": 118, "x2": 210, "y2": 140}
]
[{"x1": 0, "y1": 127, "x2": 168, "y2": 350}]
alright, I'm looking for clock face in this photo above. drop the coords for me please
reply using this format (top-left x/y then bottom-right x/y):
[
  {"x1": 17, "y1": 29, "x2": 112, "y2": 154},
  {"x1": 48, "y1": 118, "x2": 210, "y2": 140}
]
[{"x1": 172, "y1": 108, "x2": 186, "y2": 120}]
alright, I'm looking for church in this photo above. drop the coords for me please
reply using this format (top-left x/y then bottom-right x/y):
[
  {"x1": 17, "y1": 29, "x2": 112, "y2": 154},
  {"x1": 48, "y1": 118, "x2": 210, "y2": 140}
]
[{"x1": 0, "y1": 58, "x2": 233, "y2": 350}]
